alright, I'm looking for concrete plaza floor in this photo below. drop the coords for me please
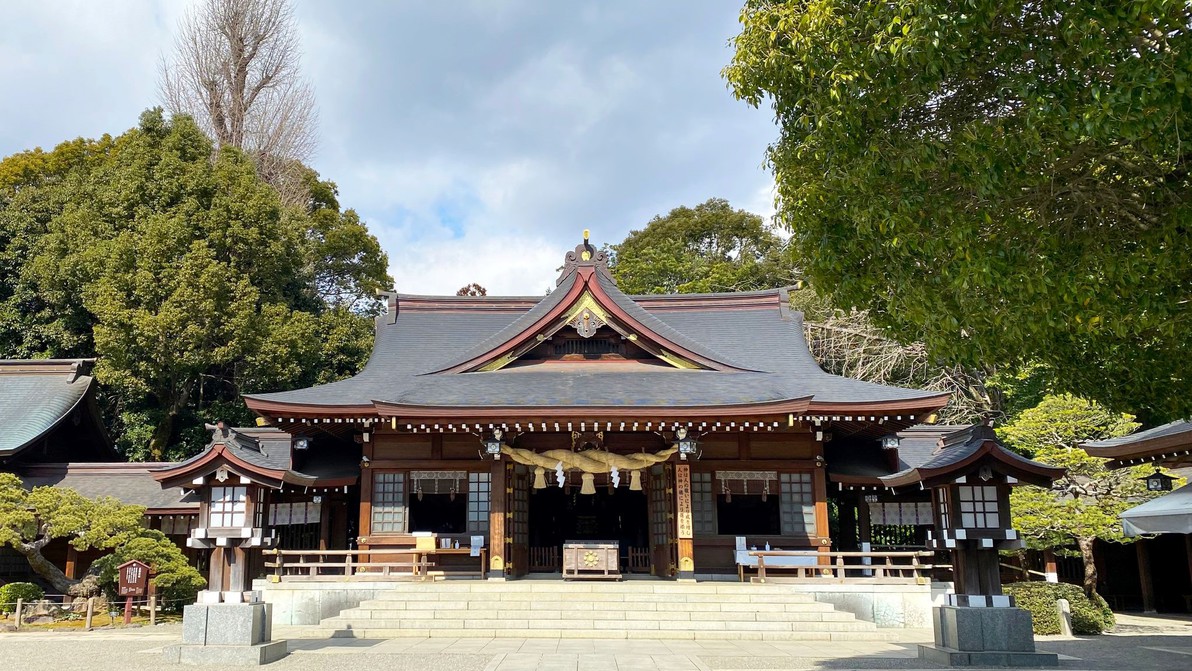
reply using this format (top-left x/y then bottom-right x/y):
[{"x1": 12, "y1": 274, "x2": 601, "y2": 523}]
[{"x1": 1, "y1": 614, "x2": 1191, "y2": 670}]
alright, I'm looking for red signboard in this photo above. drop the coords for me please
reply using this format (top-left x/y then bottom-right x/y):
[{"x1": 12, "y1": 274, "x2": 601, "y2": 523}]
[{"x1": 117, "y1": 559, "x2": 150, "y2": 597}]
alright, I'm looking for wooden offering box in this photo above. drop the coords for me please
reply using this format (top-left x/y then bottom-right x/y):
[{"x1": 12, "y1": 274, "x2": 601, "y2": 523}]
[{"x1": 562, "y1": 541, "x2": 620, "y2": 580}]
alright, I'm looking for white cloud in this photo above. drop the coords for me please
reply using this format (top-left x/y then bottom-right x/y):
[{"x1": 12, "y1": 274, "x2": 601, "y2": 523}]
[{"x1": 1, "y1": 1, "x2": 780, "y2": 296}]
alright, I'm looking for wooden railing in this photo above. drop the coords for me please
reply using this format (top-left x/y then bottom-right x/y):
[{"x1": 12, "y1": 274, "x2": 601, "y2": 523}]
[
  {"x1": 746, "y1": 550, "x2": 938, "y2": 584},
  {"x1": 265, "y1": 548, "x2": 430, "y2": 581}
]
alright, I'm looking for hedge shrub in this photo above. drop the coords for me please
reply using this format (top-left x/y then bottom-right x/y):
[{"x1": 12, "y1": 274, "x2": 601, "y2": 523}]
[
  {"x1": 1004, "y1": 582, "x2": 1115, "y2": 635},
  {"x1": 0, "y1": 582, "x2": 45, "y2": 614}
]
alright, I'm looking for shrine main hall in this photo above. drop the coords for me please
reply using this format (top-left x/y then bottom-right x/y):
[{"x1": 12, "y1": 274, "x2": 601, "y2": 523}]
[{"x1": 160, "y1": 235, "x2": 960, "y2": 590}]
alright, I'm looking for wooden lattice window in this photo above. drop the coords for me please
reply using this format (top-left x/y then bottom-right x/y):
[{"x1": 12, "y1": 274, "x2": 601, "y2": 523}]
[
  {"x1": 208, "y1": 486, "x2": 247, "y2": 528},
  {"x1": 371, "y1": 472, "x2": 406, "y2": 533},
  {"x1": 467, "y1": 472, "x2": 491, "y2": 533},
  {"x1": 691, "y1": 472, "x2": 715, "y2": 535},
  {"x1": 779, "y1": 473, "x2": 815, "y2": 534},
  {"x1": 957, "y1": 485, "x2": 1000, "y2": 529}
]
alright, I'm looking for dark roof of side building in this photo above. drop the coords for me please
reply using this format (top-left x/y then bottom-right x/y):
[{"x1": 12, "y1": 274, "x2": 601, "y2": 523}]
[
  {"x1": 0, "y1": 359, "x2": 117, "y2": 463},
  {"x1": 827, "y1": 424, "x2": 971, "y2": 484},
  {"x1": 1081, "y1": 419, "x2": 1192, "y2": 468},
  {"x1": 154, "y1": 424, "x2": 359, "y2": 490},
  {"x1": 880, "y1": 424, "x2": 1063, "y2": 489},
  {"x1": 15, "y1": 463, "x2": 199, "y2": 513}
]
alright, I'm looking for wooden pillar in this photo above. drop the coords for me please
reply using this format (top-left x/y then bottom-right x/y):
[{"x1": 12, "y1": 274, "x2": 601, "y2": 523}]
[
  {"x1": 318, "y1": 497, "x2": 332, "y2": 551},
  {"x1": 64, "y1": 546, "x2": 79, "y2": 580},
  {"x1": 674, "y1": 463, "x2": 694, "y2": 580},
  {"x1": 228, "y1": 546, "x2": 248, "y2": 593},
  {"x1": 1137, "y1": 539, "x2": 1156, "y2": 613},
  {"x1": 359, "y1": 440, "x2": 375, "y2": 552},
  {"x1": 209, "y1": 547, "x2": 227, "y2": 592},
  {"x1": 488, "y1": 459, "x2": 507, "y2": 579},
  {"x1": 1185, "y1": 536, "x2": 1192, "y2": 602},
  {"x1": 858, "y1": 496, "x2": 872, "y2": 545},
  {"x1": 812, "y1": 447, "x2": 831, "y2": 564},
  {"x1": 1043, "y1": 548, "x2": 1059, "y2": 583},
  {"x1": 837, "y1": 492, "x2": 858, "y2": 551}
]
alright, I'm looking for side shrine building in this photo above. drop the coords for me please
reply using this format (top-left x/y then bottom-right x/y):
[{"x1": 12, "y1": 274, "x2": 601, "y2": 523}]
[{"x1": 154, "y1": 237, "x2": 956, "y2": 589}]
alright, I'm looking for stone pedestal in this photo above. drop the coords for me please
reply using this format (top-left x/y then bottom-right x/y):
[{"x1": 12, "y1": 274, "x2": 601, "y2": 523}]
[
  {"x1": 918, "y1": 605, "x2": 1058, "y2": 667},
  {"x1": 163, "y1": 601, "x2": 287, "y2": 666}
]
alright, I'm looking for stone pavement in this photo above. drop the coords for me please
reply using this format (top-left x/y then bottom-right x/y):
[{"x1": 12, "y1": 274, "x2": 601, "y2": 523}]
[{"x1": 2, "y1": 618, "x2": 1192, "y2": 670}]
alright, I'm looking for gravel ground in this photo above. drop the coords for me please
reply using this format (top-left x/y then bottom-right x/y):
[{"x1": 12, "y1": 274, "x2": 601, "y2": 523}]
[{"x1": 3, "y1": 623, "x2": 1192, "y2": 670}]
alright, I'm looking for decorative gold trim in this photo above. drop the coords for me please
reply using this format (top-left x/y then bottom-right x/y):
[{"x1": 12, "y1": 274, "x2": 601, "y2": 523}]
[{"x1": 478, "y1": 353, "x2": 517, "y2": 372}]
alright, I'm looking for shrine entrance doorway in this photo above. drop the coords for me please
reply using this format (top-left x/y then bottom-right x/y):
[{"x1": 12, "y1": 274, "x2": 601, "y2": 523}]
[{"x1": 526, "y1": 481, "x2": 650, "y2": 574}]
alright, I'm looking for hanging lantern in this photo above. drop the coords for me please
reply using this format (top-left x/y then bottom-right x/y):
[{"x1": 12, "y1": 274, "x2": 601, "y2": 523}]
[
  {"x1": 1143, "y1": 469, "x2": 1176, "y2": 492},
  {"x1": 629, "y1": 470, "x2": 643, "y2": 491},
  {"x1": 761, "y1": 480, "x2": 770, "y2": 503},
  {"x1": 533, "y1": 467, "x2": 547, "y2": 489},
  {"x1": 416, "y1": 479, "x2": 424, "y2": 501},
  {"x1": 483, "y1": 428, "x2": 504, "y2": 460},
  {"x1": 675, "y1": 427, "x2": 699, "y2": 461},
  {"x1": 580, "y1": 473, "x2": 597, "y2": 495}
]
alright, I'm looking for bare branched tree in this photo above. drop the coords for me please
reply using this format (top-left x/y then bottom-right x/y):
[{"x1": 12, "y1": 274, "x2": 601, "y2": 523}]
[
  {"x1": 792, "y1": 289, "x2": 995, "y2": 424},
  {"x1": 160, "y1": 0, "x2": 318, "y2": 206}
]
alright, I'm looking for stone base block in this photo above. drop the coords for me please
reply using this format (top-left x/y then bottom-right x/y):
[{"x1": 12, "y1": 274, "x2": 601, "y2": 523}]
[
  {"x1": 919, "y1": 644, "x2": 1058, "y2": 667},
  {"x1": 934, "y1": 605, "x2": 1035, "y2": 652},
  {"x1": 163, "y1": 641, "x2": 288, "y2": 666},
  {"x1": 922, "y1": 605, "x2": 1058, "y2": 667}
]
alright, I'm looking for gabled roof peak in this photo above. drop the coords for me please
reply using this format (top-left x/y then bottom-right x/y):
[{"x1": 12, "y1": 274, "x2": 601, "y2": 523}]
[{"x1": 556, "y1": 230, "x2": 614, "y2": 287}]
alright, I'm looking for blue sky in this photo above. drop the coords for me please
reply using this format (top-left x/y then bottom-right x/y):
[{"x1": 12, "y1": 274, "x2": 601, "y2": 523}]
[{"x1": 0, "y1": 1, "x2": 778, "y2": 295}]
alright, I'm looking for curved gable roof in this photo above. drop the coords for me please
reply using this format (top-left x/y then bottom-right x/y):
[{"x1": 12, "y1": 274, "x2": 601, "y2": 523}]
[
  {"x1": 0, "y1": 360, "x2": 116, "y2": 460},
  {"x1": 244, "y1": 239, "x2": 947, "y2": 419}
]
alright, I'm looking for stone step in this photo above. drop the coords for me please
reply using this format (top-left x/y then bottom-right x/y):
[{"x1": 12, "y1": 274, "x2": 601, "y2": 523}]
[
  {"x1": 366, "y1": 590, "x2": 820, "y2": 604},
  {"x1": 331, "y1": 608, "x2": 862, "y2": 624},
  {"x1": 325, "y1": 615, "x2": 877, "y2": 632},
  {"x1": 353, "y1": 597, "x2": 836, "y2": 612},
  {"x1": 322, "y1": 627, "x2": 903, "y2": 642},
  {"x1": 365, "y1": 582, "x2": 817, "y2": 594}
]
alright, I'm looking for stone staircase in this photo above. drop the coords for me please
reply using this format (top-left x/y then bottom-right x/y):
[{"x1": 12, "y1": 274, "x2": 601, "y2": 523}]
[{"x1": 318, "y1": 580, "x2": 899, "y2": 641}]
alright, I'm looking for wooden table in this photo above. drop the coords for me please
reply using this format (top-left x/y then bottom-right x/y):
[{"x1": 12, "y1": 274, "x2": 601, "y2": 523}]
[
  {"x1": 411, "y1": 547, "x2": 488, "y2": 579},
  {"x1": 562, "y1": 541, "x2": 620, "y2": 580}
]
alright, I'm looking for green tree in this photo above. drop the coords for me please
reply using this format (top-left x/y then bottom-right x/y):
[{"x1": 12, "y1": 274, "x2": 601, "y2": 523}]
[
  {"x1": 0, "y1": 110, "x2": 391, "y2": 459},
  {"x1": 609, "y1": 198, "x2": 797, "y2": 294},
  {"x1": 725, "y1": 1, "x2": 1192, "y2": 422},
  {"x1": 0, "y1": 473, "x2": 145, "y2": 594},
  {"x1": 91, "y1": 530, "x2": 206, "y2": 608},
  {"x1": 998, "y1": 394, "x2": 1170, "y2": 598}
]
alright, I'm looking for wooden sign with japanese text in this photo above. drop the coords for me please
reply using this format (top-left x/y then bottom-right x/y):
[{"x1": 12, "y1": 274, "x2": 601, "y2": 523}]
[{"x1": 117, "y1": 559, "x2": 150, "y2": 597}]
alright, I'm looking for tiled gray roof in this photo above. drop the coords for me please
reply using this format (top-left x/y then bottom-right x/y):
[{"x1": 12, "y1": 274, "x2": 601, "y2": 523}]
[
  {"x1": 1083, "y1": 419, "x2": 1192, "y2": 449},
  {"x1": 0, "y1": 363, "x2": 92, "y2": 457},
  {"x1": 827, "y1": 424, "x2": 969, "y2": 480},
  {"x1": 161, "y1": 426, "x2": 358, "y2": 486},
  {"x1": 880, "y1": 424, "x2": 1057, "y2": 485},
  {"x1": 247, "y1": 284, "x2": 942, "y2": 410},
  {"x1": 17, "y1": 464, "x2": 199, "y2": 512}
]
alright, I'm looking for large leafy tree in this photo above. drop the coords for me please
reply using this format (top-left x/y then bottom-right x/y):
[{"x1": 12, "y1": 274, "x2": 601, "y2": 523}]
[
  {"x1": 0, "y1": 110, "x2": 390, "y2": 459},
  {"x1": 610, "y1": 199, "x2": 991, "y2": 422},
  {"x1": 998, "y1": 394, "x2": 1173, "y2": 598},
  {"x1": 0, "y1": 474, "x2": 203, "y2": 599},
  {"x1": 609, "y1": 198, "x2": 798, "y2": 294},
  {"x1": 725, "y1": 2, "x2": 1192, "y2": 422}
]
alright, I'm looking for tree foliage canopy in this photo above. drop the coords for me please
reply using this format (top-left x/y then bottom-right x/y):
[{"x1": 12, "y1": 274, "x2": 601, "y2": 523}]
[
  {"x1": 0, "y1": 110, "x2": 390, "y2": 459},
  {"x1": 726, "y1": 1, "x2": 1192, "y2": 422},
  {"x1": 609, "y1": 198, "x2": 797, "y2": 294},
  {"x1": 997, "y1": 394, "x2": 1178, "y2": 594},
  {"x1": 0, "y1": 473, "x2": 142, "y2": 593}
]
